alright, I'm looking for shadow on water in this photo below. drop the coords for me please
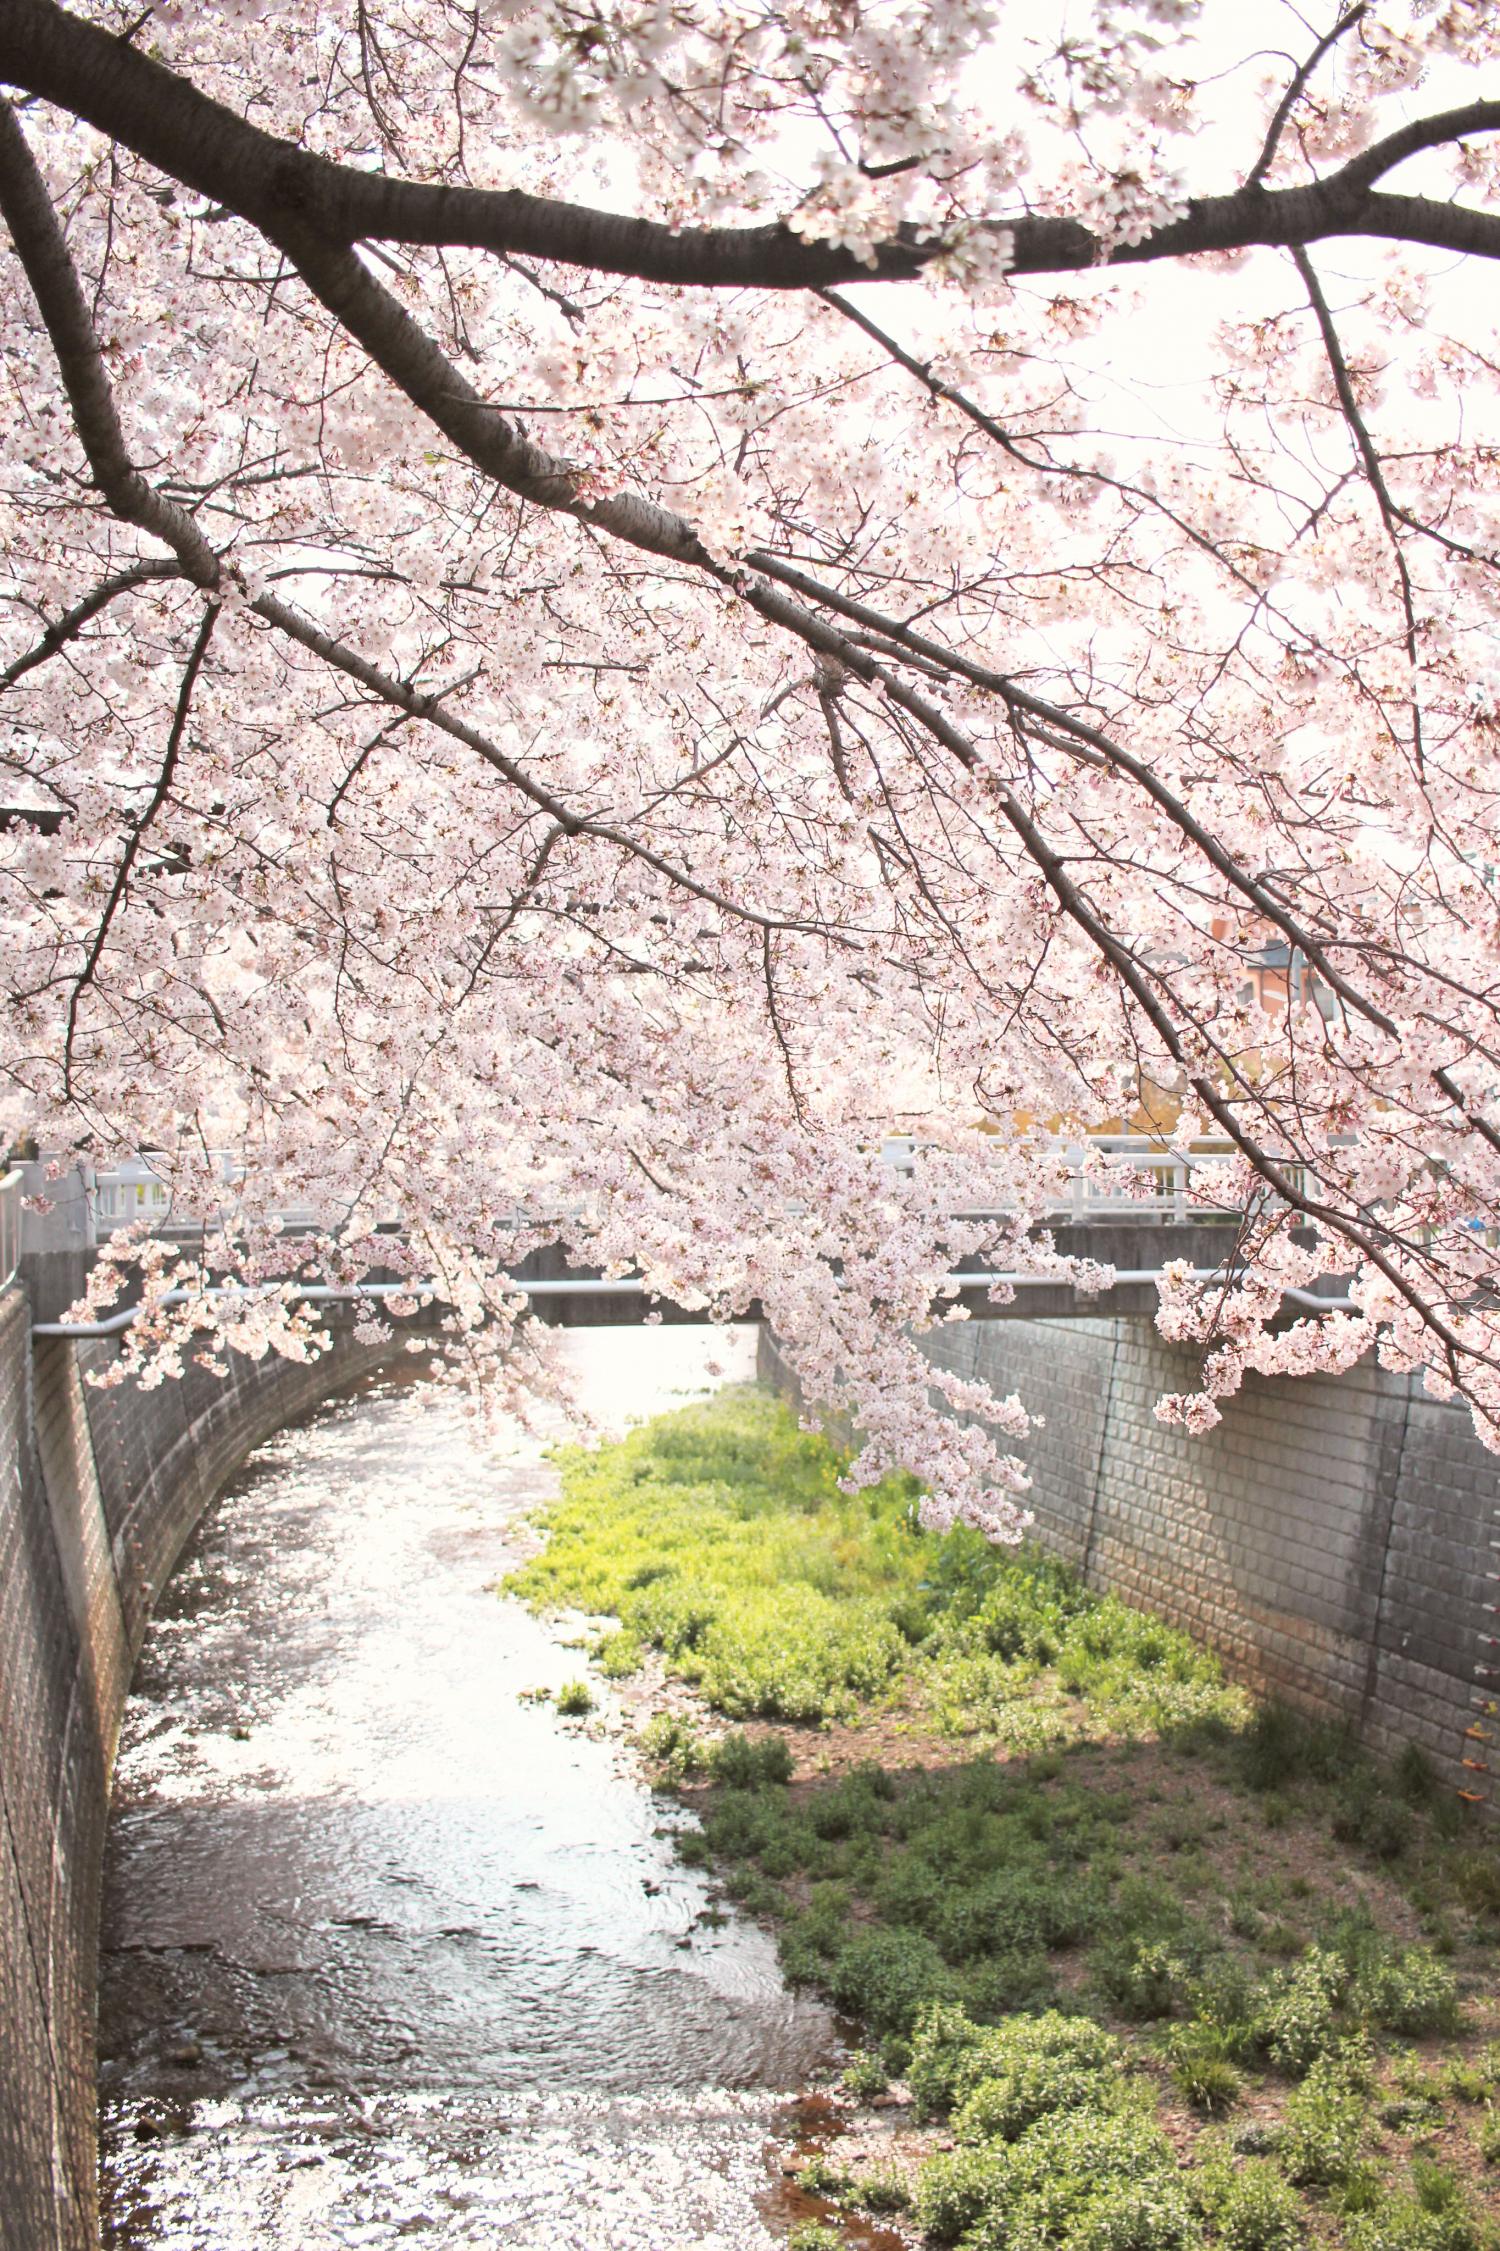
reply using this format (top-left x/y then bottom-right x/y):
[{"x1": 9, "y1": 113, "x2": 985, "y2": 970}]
[{"x1": 98, "y1": 1332, "x2": 839, "y2": 2250}]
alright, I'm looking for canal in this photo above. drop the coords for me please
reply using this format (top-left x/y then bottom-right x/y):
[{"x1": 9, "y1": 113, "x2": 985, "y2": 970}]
[{"x1": 98, "y1": 1329, "x2": 837, "y2": 2248}]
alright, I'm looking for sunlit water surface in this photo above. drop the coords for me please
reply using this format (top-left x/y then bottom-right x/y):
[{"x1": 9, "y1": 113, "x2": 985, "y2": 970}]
[{"x1": 98, "y1": 1329, "x2": 836, "y2": 2249}]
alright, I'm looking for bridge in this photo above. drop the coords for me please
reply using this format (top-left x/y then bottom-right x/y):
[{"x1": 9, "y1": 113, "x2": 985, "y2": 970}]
[
  {"x1": 4, "y1": 1138, "x2": 1354, "y2": 1338},
  {"x1": 11, "y1": 1139, "x2": 1360, "y2": 1331}
]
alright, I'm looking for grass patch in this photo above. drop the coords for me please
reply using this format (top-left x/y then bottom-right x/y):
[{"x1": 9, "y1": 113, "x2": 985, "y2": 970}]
[
  {"x1": 508, "y1": 1386, "x2": 1246, "y2": 1741},
  {"x1": 509, "y1": 1386, "x2": 1500, "y2": 2251}
]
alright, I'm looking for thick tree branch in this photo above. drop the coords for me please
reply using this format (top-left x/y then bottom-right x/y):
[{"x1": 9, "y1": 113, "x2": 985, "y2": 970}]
[
  {"x1": 5, "y1": 0, "x2": 1500, "y2": 291},
  {"x1": 0, "y1": 94, "x2": 218, "y2": 582},
  {"x1": 265, "y1": 220, "x2": 712, "y2": 567}
]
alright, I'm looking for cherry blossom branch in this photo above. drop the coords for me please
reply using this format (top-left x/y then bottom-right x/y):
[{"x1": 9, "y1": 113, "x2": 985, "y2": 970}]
[
  {"x1": 1291, "y1": 246, "x2": 1424, "y2": 775},
  {"x1": 14, "y1": 76, "x2": 1479, "y2": 1220},
  {"x1": 875, "y1": 683, "x2": 1490, "y2": 1375},
  {"x1": 62, "y1": 596, "x2": 218, "y2": 1093},
  {"x1": 1, "y1": 557, "x2": 180, "y2": 688},
  {"x1": 741, "y1": 554, "x2": 1500, "y2": 1168},
  {"x1": 247, "y1": 589, "x2": 832, "y2": 939},
  {"x1": 0, "y1": 100, "x2": 831, "y2": 951},
  {"x1": 1245, "y1": 6, "x2": 1367, "y2": 191}
]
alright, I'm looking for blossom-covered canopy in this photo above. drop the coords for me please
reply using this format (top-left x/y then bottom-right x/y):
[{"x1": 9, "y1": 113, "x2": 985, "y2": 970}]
[{"x1": 4, "y1": 0, "x2": 1500, "y2": 1529}]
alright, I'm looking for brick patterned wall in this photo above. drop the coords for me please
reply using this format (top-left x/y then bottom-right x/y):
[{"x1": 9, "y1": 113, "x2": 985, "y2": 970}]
[
  {"x1": 0, "y1": 1286, "x2": 389, "y2": 2251},
  {"x1": 758, "y1": 1320, "x2": 1495, "y2": 1800}
]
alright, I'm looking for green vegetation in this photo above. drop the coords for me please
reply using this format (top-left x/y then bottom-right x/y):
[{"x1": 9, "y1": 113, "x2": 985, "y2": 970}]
[
  {"x1": 509, "y1": 1388, "x2": 1500, "y2": 2251},
  {"x1": 508, "y1": 1386, "x2": 1248, "y2": 1739},
  {"x1": 554, "y1": 1678, "x2": 595, "y2": 1716}
]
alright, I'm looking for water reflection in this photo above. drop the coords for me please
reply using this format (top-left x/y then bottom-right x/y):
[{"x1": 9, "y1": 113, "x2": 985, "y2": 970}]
[{"x1": 99, "y1": 1329, "x2": 834, "y2": 2248}]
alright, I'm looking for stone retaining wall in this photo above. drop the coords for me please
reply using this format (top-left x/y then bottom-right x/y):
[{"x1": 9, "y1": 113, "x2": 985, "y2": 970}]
[
  {"x1": 758, "y1": 1320, "x2": 1496, "y2": 1799},
  {"x1": 0, "y1": 1282, "x2": 389, "y2": 2251}
]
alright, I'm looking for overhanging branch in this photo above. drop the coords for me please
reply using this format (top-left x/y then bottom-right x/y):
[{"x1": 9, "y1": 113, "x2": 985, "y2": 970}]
[{"x1": 4, "y1": 0, "x2": 1500, "y2": 290}]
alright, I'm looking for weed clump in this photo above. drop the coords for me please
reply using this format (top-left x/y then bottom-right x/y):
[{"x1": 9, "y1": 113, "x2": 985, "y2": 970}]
[
  {"x1": 787, "y1": 2224, "x2": 842, "y2": 2251},
  {"x1": 508, "y1": 1389, "x2": 922, "y2": 1722},
  {"x1": 1343, "y1": 2158, "x2": 1498, "y2": 2251},
  {"x1": 1351, "y1": 1943, "x2": 1461, "y2": 2039},
  {"x1": 851, "y1": 2162, "x2": 911, "y2": 2213},
  {"x1": 839, "y1": 2047, "x2": 888, "y2": 2100},
  {"x1": 1164, "y1": 2023, "x2": 1241, "y2": 2115}
]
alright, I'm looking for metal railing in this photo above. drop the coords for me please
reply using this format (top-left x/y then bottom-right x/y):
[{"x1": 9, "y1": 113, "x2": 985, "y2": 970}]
[
  {"x1": 90, "y1": 1157, "x2": 338, "y2": 1240},
  {"x1": 881, "y1": 1133, "x2": 1279, "y2": 1223},
  {"x1": 0, "y1": 1169, "x2": 22, "y2": 1289},
  {"x1": 91, "y1": 1159, "x2": 175, "y2": 1233}
]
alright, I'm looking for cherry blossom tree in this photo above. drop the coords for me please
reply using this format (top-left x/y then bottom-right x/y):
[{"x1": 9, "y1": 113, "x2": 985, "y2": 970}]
[{"x1": 3, "y1": 0, "x2": 1500, "y2": 1531}]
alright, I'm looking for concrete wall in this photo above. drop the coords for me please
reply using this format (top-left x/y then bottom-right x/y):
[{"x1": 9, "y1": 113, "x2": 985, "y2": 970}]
[
  {"x1": 759, "y1": 1320, "x2": 1496, "y2": 1799},
  {"x1": 0, "y1": 1281, "x2": 390, "y2": 2251}
]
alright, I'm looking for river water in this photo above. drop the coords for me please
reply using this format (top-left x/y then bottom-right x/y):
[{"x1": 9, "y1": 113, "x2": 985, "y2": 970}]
[{"x1": 98, "y1": 1330, "x2": 838, "y2": 2250}]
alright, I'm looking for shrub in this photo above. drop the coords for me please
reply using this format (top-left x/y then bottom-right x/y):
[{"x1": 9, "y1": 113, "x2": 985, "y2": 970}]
[
  {"x1": 1094, "y1": 1937, "x2": 1190, "y2": 2022},
  {"x1": 1343, "y1": 2187, "x2": 1490, "y2": 2251},
  {"x1": 1453, "y1": 1852, "x2": 1500, "y2": 1917},
  {"x1": 788, "y1": 2226, "x2": 844, "y2": 2251},
  {"x1": 1341, "y1": 1790, "x2": 1416, "y2": 1863},
  {"x1": 1075, "y1": 2180, "x2": 1205, "y2": 2251},
  {"x1": 824, "y1": 1926, "x2": 955, "y2": 2037},
  {"x1": 960, "y1": 1947, "x2": 1059, "y2": 2020},
  {"x1": 1352, "y1": 1944, "x2": 1461, "y2": 2038},
  {"x1": 908, "y1": 2005, "x2": 1119, "y2": 2121},
  {"x1": 955, "y1": 2049, "x2": 1120, "y2": 2144},
  {"x1": 593, "y1": 1627, "x2": 642, "y2": 1677},
  {"x1": 1185, "y1": 1962, "x2": 1264, "y2": 2065},
  {"x1": 1442, "y1": 2057, "x2": 1495, "y2": 2105},
  {"x1": 555, "y1": 1678, "x2": 594, "y2": 1716},
  {"x1": 930, "y1": 1867, "x2": 1070, "y2": 1960},
  {"x1": 796, "y1": 2154, "x2": 852, "y2": 2197},
  {"x1": 1254, "y1": 1947, "x2": 1347, "y2": 2075},
  {"x1": 839, "y1": 2048, "x2": 887, "y2": 2100},
  {"x1": 639, "y1": 1710, "x2": 704, "y2": 1777},
  {"x1": 1394, "y1": 1743, "x2": 1438, "y2": 1804},
  {"x1": 1236, "y1": 1704, "x2": 1347, "y2": 1791},
  {"x1": 1278, "y1": 2051, "x2": 1370, "y2": 2188},
  {"x1": 851, "y1": 2165, "x2": 911, "y2": 2214},
  {"x1": 914, "y1": 2145, "x2": 1003, "y2": 2244},
  {"x1": 1193, "y1": 2157, "x2": 1305, "y2": 2251},
  {"x1": 674, "y1": 1826, "x2": 712, "y2": 1868},
  {"x1": 922, "y1": 2113, "x2": 1186, "y2": 2251},
  {"x1": 707, "y1": 1728, "x2": 792, "y2": 1787}
]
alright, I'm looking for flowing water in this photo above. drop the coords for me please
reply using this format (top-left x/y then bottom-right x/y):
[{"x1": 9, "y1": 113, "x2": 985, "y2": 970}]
[{"x1": 97, "y1": 1330, "x2": 839, "y2": 2250}]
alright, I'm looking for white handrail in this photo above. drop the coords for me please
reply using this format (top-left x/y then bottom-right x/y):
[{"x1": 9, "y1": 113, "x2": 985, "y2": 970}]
[
  {"x1": 28, "y1": 1265, "x2": 1360, "y2": 1339},
  {"x1": 0, "y1": 1169, "x2": 22, "y2": 1290}
]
